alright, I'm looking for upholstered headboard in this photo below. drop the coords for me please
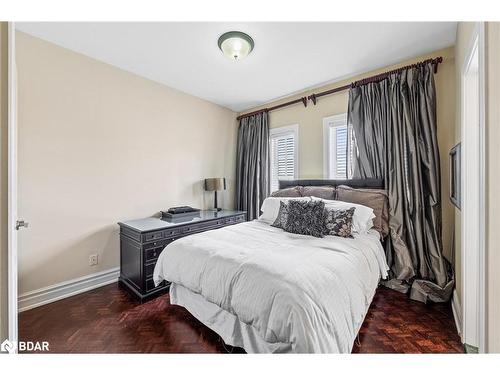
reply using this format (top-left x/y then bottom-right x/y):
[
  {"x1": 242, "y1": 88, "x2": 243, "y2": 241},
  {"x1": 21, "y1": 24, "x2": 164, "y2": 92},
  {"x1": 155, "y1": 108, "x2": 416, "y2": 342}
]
[{"x1": 278, "y1": 178, "x2": 384, "y2": 190}]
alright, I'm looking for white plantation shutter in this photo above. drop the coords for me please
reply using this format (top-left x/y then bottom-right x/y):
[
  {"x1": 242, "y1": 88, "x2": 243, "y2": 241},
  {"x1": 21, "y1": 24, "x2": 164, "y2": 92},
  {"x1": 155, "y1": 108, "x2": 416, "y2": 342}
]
[
  {"x1": 331, "y1": 125, "x2": 348, "y2": 178},
  {"x1": 270, "y1": 125, "x2": 298, "y2": 192},
  {"x1": 323, "y1": 114, "x2": 354, "y2": 179},
  {"x1": 348, "y1": 124, "x2": 356, "y2": 178}
]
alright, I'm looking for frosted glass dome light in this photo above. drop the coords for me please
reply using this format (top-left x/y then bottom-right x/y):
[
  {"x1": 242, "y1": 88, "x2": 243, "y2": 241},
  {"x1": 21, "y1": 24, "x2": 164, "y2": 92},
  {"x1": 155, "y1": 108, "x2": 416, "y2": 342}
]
[{"x1": 218, "y1": 31, "x2": 254, "y2": 61}]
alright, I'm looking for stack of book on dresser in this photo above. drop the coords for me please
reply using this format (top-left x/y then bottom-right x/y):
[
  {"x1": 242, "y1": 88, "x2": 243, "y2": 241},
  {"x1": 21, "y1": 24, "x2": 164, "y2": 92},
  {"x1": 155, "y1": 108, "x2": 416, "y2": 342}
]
[{"x1": 161, "y1": 206, "x2": 201, "y2": 219}]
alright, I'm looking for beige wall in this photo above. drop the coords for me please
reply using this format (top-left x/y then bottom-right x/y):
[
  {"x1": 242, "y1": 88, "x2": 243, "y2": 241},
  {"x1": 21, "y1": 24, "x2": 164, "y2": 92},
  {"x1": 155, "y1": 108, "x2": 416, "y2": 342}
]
[
  {"x1": 16, "y1": 32, "x2": 237, "y2": 295},
  {"x1": 486, "y1": 21, "x2": 500, "y2": 353},
  {"x1": 241, "y1": 47, "x2": 456, "y2": 262},
  {"x1": 0, "y1": 22, "x2": 8, "y2": 342}
]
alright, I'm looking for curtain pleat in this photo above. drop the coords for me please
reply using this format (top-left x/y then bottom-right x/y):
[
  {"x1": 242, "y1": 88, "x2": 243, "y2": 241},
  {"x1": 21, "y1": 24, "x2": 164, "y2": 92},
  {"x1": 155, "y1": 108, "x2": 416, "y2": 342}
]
[
  {"x1": 235, "y1": 112, "x2": 269, "y2": 220},
  {"x1": 348, "y1": 63, "x2": 453, "y2": 303}
]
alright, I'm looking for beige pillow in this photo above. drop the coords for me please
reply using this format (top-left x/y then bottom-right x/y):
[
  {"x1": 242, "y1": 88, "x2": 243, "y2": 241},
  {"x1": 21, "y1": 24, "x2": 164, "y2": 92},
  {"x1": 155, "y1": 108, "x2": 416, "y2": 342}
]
[
  {"x1": 336, "y1": 185, "x2": 389, "y2": 237},
  {"x1": 301, "y1": 186, "x2": 336, "y2": 200},
  {"x1": 270, "y1": 186, "x2": 303, "y2": 198}
]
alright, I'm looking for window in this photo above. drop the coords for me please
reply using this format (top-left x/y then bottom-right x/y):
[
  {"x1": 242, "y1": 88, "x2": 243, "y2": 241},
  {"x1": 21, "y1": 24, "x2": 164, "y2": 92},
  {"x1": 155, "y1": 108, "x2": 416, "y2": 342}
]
[
  {"x1": 323, "y1": 114, "x2": 355, "y2": 179},
  {"x1": 269, "y1": 124, "x2": 298, "y2": 193}
]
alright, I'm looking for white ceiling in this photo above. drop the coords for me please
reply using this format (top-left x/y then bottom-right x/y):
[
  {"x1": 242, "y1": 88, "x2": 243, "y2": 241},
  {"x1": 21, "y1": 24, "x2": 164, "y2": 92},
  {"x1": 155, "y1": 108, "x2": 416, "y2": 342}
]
[{"x1": 16, "y1": 22, "x2": 457, "y2": 112}]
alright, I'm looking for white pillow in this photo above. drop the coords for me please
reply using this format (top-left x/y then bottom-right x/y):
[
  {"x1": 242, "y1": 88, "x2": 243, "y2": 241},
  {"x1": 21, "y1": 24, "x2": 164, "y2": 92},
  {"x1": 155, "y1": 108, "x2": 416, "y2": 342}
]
[
  {"x1": 259, "y1": 197, "x2": 312, "y2": 224},
  {"x1": 312, "y1": 197, "x2": 375, "y2": 234}
]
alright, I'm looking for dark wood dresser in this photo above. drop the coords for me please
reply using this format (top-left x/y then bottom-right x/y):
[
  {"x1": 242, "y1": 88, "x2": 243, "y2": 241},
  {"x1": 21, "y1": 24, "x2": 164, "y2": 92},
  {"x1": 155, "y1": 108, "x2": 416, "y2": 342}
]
[{"x1": 118, "y1": 210, "x2": 246, "y2": 301}]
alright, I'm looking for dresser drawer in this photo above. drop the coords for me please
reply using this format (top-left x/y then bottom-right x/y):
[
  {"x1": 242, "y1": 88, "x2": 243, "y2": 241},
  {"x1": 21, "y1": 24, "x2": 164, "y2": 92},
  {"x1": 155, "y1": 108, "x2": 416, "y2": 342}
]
[
  {"x1": 178, "y1": 215, "x2": 244, "y2": 235},
  {"x1": 144, "y1": 246, "x2": 164, "y2": 262},
  {"x1": 163, "y1": 227, "x2": 182, "y2": 238},
  {"x1": 226, "y1": 215, "x2": 245, "y2": 224},
  {"x1": 143, "y1": 238, "x2": 169, "y2": 250},
  {"x1": 145, "y1": 261, "x2": 156, "y2": 278},
  {"x1": 181, "y1": 220, "x2": 220, "y2": 234},
  {"x1": 143, "y1": 230, "x2": 163, "y2": 242}
]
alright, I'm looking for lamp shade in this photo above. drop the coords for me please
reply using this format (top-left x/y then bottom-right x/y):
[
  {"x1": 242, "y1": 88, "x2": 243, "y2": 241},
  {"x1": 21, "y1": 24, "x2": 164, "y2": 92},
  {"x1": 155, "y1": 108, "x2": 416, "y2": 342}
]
[{"x1": 204, "y1": 178, "x2": 226, "y2": 191}]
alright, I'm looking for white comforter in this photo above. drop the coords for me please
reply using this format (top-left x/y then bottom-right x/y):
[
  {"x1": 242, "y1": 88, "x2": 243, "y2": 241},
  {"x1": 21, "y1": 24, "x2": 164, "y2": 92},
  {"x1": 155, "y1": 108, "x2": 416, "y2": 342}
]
[{"x1": 153, "y1": 220, "x2": 388, "y2": 353}]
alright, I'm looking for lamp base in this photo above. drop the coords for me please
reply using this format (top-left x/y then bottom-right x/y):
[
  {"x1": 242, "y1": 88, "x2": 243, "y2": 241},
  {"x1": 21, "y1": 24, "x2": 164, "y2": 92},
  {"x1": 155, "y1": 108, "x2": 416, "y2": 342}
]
[{"x1": 212, "y1": 191, "x2": 222, "y2": 212}]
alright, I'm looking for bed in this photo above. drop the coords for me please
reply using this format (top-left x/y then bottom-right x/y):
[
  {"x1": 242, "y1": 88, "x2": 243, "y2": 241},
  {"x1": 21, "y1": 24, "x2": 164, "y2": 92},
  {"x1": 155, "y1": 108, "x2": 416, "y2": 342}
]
[{"x1": 153, "y1": 179, "x2": 389, "y2": 353}]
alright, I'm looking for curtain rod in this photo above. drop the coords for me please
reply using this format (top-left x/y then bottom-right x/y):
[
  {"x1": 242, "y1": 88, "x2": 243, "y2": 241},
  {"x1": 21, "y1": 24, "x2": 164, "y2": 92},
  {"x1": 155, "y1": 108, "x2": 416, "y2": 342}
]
[{"x1": 237, "y1": 56, "x2": 443, "y2": 121}]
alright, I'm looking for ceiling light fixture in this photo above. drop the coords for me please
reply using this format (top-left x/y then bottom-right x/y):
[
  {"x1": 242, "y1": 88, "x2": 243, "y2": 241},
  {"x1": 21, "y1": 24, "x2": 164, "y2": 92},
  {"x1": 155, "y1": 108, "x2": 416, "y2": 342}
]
[{"x1": 218, "y1": 31, "x2": 254, "y2": 61}]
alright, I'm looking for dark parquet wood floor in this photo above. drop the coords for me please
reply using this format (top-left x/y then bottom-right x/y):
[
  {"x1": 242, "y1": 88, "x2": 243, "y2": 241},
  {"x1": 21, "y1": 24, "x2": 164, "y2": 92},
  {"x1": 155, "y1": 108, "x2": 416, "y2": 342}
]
[{"x1": 19, "y1": 283, "x2": 463, "y2": 354}]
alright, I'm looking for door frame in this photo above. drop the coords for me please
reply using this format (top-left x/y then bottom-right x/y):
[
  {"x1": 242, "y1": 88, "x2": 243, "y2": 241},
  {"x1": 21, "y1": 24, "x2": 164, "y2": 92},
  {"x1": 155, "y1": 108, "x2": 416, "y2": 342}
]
[
  {"x1": 460, "y1": 21, "x2": 486, "y2": 353},
  {"x1": 7, "y1": 21, "x2": 18, "y2": 345}
]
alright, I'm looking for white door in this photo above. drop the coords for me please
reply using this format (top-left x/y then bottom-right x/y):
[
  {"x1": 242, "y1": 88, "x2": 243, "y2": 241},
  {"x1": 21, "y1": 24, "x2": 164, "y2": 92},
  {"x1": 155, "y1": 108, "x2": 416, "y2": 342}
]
[
  {"x1": 7, "y1": 22, "x2": 21, "y2": 346},
  {"x1": 461, "y1": 22, "x2": 485, "y2": 353}
]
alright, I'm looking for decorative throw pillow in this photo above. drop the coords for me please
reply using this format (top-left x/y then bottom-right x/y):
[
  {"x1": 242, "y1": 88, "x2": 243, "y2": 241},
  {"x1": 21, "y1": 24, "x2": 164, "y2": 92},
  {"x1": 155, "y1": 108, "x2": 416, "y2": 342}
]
[
  {"x1": 324, "y1": 207, "x2": 356, "y2": 238},
  {"x1": 283, "y1": 200, "x2": 325, "y2": 238},
  {"x1": 320, "y1": 199, "x2": 375, "y2": 234},
  {"x1": 271, "y1": 201, "x2": 289, "y2": 229},
  {"x1": 270, "y1": 186, "x2": 303, "y2": 198}
]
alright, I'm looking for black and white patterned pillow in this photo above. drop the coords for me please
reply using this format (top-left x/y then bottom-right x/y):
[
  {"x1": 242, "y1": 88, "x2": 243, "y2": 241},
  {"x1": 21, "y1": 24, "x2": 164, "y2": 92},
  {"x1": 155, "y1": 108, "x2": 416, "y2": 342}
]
[
  {"x1": 271, "y1": 201, "x2": 289, "y2": 229},
  {"x1": 324, "y1": 207, "x2": 355, "y2": 238},
  {"x1": 283, "y1": 200, "x2": 325, "y2": 238}
]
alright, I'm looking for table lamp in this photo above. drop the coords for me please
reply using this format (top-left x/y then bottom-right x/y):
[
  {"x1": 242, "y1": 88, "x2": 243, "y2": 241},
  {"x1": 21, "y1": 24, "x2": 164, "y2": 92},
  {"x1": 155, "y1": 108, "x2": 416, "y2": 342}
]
[{"x1": 204, "y1": 178, "x2": 226, "y2": 211}]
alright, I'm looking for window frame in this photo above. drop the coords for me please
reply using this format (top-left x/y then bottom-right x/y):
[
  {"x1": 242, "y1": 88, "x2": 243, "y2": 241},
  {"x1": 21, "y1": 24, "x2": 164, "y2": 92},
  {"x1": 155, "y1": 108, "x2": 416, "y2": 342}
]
[
  {"x1": 269, "y1": 124, "x2": 299, "y2": 192},
  {"x1": 322, "y1": 113, "x2": 353, "y2": 179}
]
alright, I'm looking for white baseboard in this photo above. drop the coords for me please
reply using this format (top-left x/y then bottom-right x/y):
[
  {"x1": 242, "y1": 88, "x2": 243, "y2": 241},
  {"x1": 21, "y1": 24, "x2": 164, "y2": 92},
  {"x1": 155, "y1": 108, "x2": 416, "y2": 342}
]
[
  {"x1": 451, "y1": 288, "x2": 463, "y2": 340},
  {"x1": 18, "y1": 267, "x2": 120, "y2": 312}
]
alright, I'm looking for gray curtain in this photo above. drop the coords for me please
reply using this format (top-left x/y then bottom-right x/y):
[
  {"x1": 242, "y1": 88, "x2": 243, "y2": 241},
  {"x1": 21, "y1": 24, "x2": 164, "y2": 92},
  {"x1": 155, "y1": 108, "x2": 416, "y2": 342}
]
[
  {"x1": 348, "y1": 63, "x2": 453, "y2": 303},
  {"x1": 235, "y1": 112, "x2": 270, "y2": 220}
]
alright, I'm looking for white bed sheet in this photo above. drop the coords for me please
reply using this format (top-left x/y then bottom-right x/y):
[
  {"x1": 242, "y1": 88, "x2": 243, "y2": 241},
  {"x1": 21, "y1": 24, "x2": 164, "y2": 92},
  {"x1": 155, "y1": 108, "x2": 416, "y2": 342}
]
[
  {"x1": 170, "y1": 282, "x2": 292, "y2": 353},
  {"x1": 154, "y1": 220, "x2": 388, "y2": 353}
]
